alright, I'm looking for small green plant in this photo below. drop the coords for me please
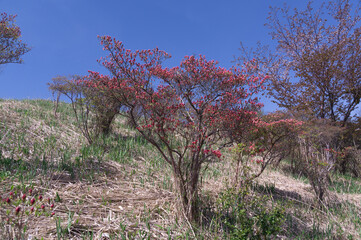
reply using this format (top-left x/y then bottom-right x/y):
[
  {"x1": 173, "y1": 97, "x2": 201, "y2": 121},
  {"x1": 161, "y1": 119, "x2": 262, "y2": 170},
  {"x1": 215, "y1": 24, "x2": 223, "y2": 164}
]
[
  {"x1": 55, "y1": 211, "x2": 77, "y2": 240},
  {"x1": 216, "y1": 187, "x2": 286, "y2": 239},
  {"x1": 118, "y1": 221, "x2": 151, "y2": 240}
]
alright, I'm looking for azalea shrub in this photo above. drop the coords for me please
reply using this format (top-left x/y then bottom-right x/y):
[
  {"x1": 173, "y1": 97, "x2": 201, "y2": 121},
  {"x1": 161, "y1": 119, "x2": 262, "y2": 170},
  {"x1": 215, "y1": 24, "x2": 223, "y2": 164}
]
[
  {"x1": 232, "y1": 111, "x2": 303, "y2": 187},
  {"x1": 0, "y1": 12, "x2": 30, "y2": 65},
  {"x1": 48, "y1": 75, "x2": 122, "y2": 144},
  {"x1": 295, "y1": 120, "x2": 343, "y2": 204},
  {"x1": 78, "y1": 36, "x2": 267, "y2": 221},
  {"x1": 78, "y1": 72, "x2": 123, "y2": 136},
  {"x1": 335, "y1": 146, "x2": 361, "y2": 177}
]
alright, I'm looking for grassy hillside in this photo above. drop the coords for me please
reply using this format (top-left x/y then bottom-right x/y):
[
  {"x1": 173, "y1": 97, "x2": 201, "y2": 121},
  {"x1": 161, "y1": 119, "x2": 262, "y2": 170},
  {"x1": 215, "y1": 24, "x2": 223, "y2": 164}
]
[{"x1": 1, "y1": 99, "x2": 361, "y2": 239}]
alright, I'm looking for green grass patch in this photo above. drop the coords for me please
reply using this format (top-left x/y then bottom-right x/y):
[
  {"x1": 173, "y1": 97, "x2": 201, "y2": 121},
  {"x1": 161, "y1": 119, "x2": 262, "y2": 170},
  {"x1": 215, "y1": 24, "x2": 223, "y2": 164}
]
[{"x1": 329, "y1": 173, "x2": 361, "y2": 194}]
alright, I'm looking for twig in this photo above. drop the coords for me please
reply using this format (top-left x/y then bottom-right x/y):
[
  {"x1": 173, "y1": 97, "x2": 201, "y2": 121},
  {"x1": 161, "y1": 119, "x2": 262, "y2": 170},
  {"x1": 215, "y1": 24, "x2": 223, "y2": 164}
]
[{"x1": 182, "y1": 210, "x2": 198, "y2": 240}]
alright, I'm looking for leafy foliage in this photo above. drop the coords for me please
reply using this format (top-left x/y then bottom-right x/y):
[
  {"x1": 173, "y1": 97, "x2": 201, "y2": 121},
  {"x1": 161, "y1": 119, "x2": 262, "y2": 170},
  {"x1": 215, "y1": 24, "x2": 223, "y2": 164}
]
[
  {"x1": 217, "y1": 187, "x2": 286, "y2": 239},
  {"x1": 48, "y1": 75, "x2": 122, "y2": 144},
  {"x1": 295, "y1": 120, "x2": 343, "y2": 203},
  {"x1": 80, "y1": 36, "x2": 266, "y2": 221},
  {"x1": 232, "y1": 111, "x2": 303, "y2": 186}
]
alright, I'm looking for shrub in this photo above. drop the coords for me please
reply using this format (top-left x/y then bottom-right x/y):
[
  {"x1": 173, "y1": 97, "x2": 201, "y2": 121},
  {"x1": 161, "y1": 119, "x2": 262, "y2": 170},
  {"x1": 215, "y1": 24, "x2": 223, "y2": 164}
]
[
  {"x1": 294, "y1": 120, "x2": 343, "y2": 204},
  {"x1": 231, "y1": 111, "x2": 303, "y2": 187},
  {"x1": 79, "y1": 72, "x2": 123, "y2": 136},
  {"x1": 48, "y1": 75, "x2": 122, "y2": 144},
  {"x1": 0, "y1": 12, "x2": 30, "y2": 66},
  {"x1": 335, "y1": 146, "x2": 361, "y2": 177},
  {"x1": 82, "y1": 36, "x2": 266, "y2": 222},
  {"x1": 216, "y1": 187, "x2": 286, "y2": 239}
]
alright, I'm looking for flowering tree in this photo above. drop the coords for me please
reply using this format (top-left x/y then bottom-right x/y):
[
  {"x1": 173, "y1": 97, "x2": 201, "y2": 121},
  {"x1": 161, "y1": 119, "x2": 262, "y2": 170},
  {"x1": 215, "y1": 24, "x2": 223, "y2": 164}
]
[
  {"x1": 82, "y1": 36, "x2": 266, "y2": 222},
  {"x1": 0, "y1": 13, "x2": 30, "y2": 66},
  {"x1": 48, "y1": 73, "x2": 122, "y2": 144},
  {"x1": 232, "y1": 111, "x2": 303, "y2": 187},
  {"x1": 78, "y1": 72, "x2": 123, "y2": 136}
]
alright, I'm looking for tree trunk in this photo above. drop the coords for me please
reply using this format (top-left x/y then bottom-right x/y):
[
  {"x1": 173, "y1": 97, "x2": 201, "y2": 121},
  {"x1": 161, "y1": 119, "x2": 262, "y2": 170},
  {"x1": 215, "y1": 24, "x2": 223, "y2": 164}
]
[
  {"x1": 309, "y1": 174, "x2": 328, "y2": 205},
  {"x1": 173, "y1": 162, "x2": 201, "y2": 223},
  {"x1": 96, "y1": 110, "x2": 118, "y2": 136}
]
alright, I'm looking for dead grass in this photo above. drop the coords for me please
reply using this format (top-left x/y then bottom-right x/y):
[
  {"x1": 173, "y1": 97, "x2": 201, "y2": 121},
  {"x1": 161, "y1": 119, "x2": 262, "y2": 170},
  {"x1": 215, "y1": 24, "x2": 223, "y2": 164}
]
[
  {"x1": 258, "y1": 169, "x2": 315, "y2": 202},
  {"x1": 0, "y1": 100, "x2": 84, "y2": 160},
  {"x1": 0, "y1": 100, "x2": 187, "y2": 239},
  {"x1": 256, "y1": 167, "x2": 361, "y2": 239},
  {"x1": 21, "y1": 161, "x2": 178, "y2": 239},
  {"x1": 1, "y1": 99, "x2": 361, "y2": 239}
]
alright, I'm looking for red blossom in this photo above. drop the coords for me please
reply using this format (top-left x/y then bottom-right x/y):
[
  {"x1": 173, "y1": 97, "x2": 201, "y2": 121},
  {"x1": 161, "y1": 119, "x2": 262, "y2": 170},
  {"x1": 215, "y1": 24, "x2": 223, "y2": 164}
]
[
  {"x1": 77, "y1": 38, "x2": 265, "y2": 221},
  {"x1": 0, "y1": 12, "x2": 30, "y2": 65},
  {"x1": 15, "y1": 206, "x2": 21, "y2": 215}
]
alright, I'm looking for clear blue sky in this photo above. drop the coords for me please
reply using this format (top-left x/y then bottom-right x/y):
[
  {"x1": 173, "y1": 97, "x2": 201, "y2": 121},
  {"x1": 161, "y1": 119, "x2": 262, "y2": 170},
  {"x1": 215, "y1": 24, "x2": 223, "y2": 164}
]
[{"x1": 1, "y1": 0, "x2": 319, "y2": 112}]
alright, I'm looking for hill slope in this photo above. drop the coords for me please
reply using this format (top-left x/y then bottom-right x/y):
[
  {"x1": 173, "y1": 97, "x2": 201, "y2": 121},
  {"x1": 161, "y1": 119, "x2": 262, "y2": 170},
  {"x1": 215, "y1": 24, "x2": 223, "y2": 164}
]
[{"x1": 0, "y1": 99, "x2": 361, "y2": 239}]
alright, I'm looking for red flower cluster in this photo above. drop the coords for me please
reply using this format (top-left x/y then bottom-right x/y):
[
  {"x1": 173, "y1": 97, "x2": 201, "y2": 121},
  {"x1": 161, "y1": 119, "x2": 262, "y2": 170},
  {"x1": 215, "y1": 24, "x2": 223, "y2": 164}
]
[
  {"x1": 69, "y1": 37, "x2": 267, "y2": 220},
  {"x1": 0, "y1": 188, "x2": 57, "y2": 222}
]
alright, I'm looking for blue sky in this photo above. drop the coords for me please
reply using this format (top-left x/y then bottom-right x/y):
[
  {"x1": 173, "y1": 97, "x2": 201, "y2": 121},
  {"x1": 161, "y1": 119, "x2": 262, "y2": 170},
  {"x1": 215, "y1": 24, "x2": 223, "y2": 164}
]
[{"x1": 1, "y1": 0, "x2": 320, "y2": 112}]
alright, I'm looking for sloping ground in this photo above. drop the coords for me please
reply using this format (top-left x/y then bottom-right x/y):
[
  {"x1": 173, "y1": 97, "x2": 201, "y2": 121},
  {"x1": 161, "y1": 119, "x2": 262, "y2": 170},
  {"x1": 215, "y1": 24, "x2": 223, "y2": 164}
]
[
  {"x1": 342, "y1": 193, "x2": 361, "y2": 205},
  {"x1": 23, "y1": 161, "x2": 178, "y2": 239},
  {"x1": 1, "y1": 99, "x2": 361, "y2": 239},
  {"x1": 258, "y1": 169, "x2": 361, "y2": 238},
  {"x1": 0, "y1": 99, "x2": 185, "y2": 239},
  {"x1": 259, "y1": 170, "x2": 315, "y2": 202},
  {"x1": 0, "y1": 99, "x2": 84, "y2": 160},
  {"x1": 259, "y1": 167, "x2": 361, "y2": 206}
]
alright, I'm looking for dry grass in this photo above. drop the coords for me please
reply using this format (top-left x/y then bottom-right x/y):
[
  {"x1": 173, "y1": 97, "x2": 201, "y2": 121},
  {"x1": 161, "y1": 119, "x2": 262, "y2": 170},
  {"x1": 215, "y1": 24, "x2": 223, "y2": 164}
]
[
  {"x1": 0, "y1": 99, "x2": 84, "y2": 160},
  {"x1": 256, "y1": 167, "x2": 361, "y2": 239},
  {"x1": 1, "y1": 99, "x2": 361, "y2": 239},
  {"x1": 0, "y1": 99, "x2": 186, "y2": 239},
  {"x1": 23, "y1": 161, "x2": 178, "y2": 239}
]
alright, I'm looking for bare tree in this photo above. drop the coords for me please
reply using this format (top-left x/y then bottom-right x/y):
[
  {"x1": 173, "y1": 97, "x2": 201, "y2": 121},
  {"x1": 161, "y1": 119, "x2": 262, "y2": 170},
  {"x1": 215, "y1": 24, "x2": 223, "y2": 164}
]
[{"x1": 237, "y1": 0, "x2": 361, "y2": 126}]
